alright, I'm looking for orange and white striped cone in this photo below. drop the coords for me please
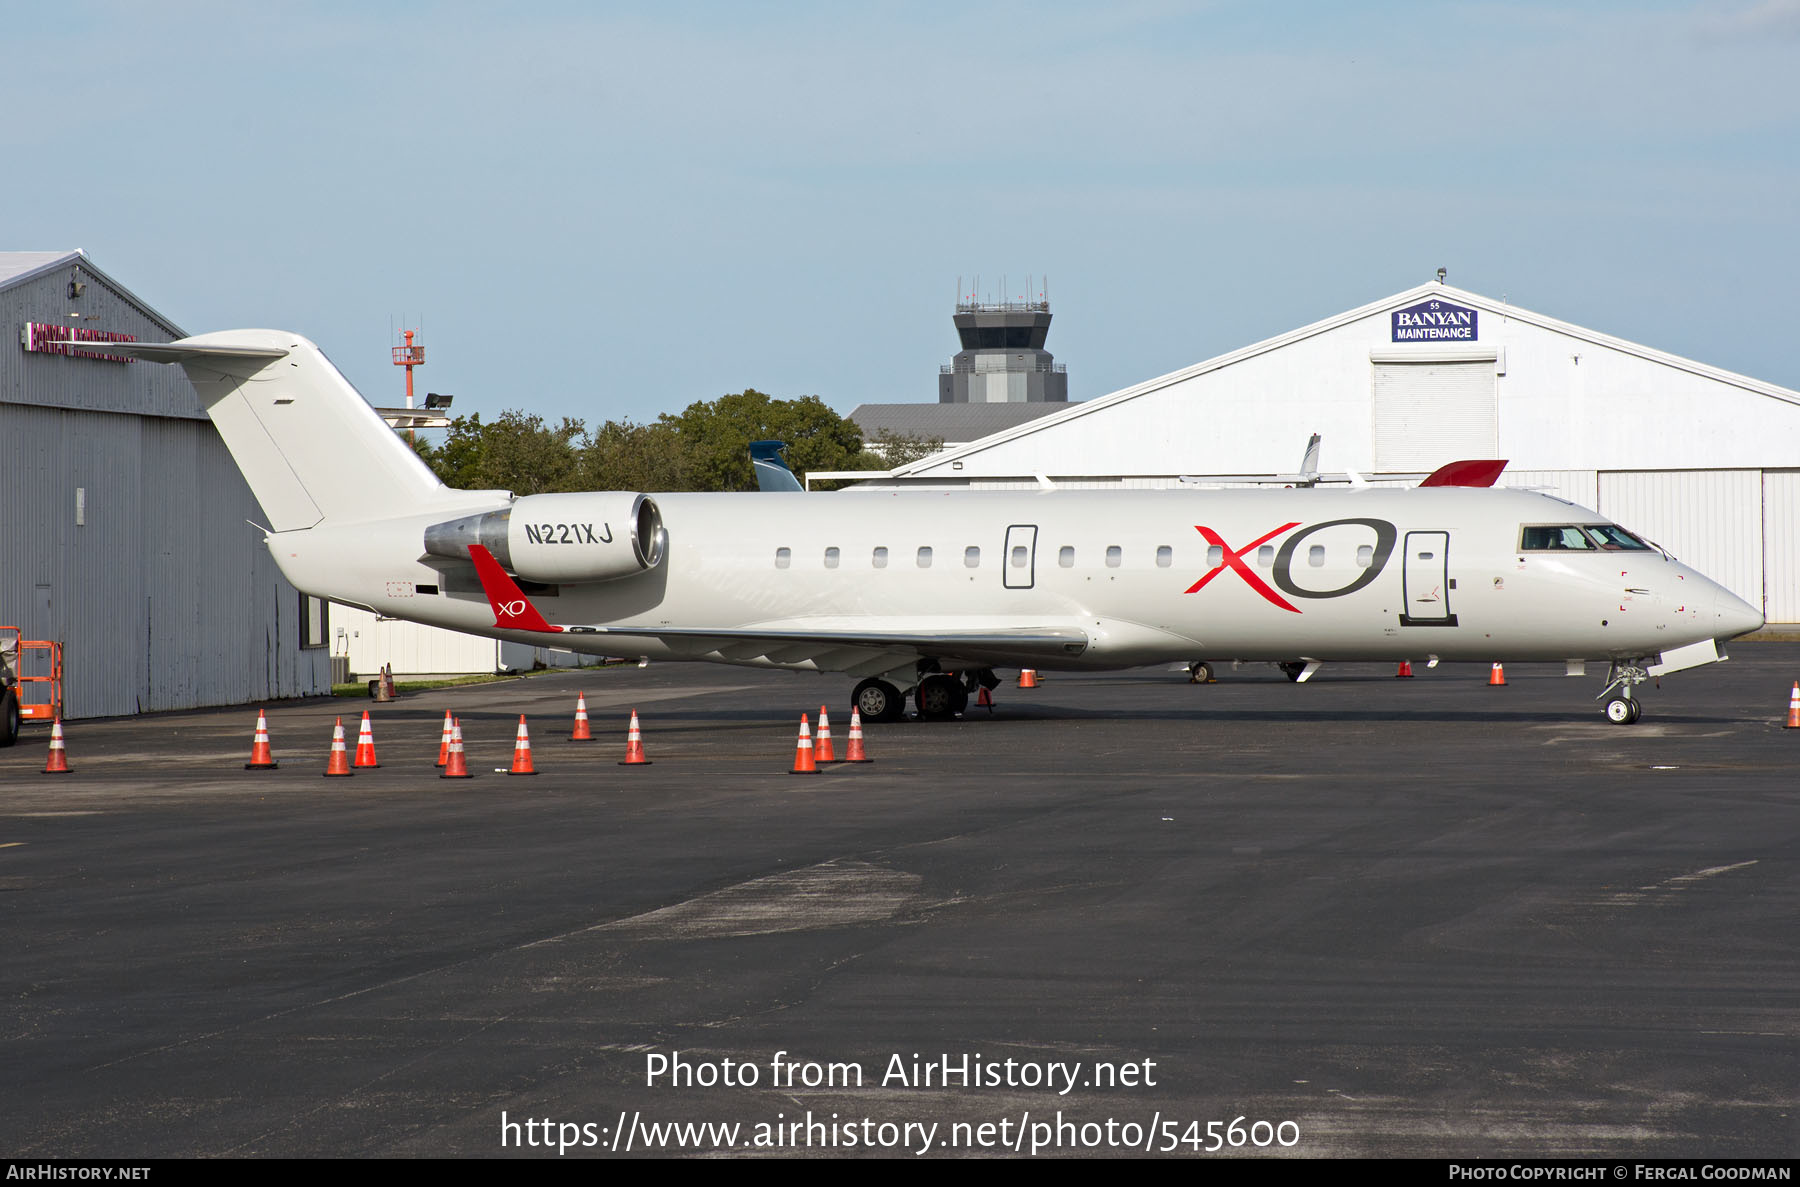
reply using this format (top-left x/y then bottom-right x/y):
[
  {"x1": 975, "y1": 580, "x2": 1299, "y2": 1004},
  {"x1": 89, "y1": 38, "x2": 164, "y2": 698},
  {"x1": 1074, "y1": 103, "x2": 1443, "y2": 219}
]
[
  {"x1": 1017, "y1": 668, "x2": 1038, "y2": 688},
  {"x1": 619, "y1": 709, "x2": 650, "y2": 766},
  {"x1": 435, "y1": 710, "x2": 454, "y2": 767},
  {"x1": 1396, "y1": 660, "x2": 1414, "y2": 678},
  {"x1": 1488, "y1": 662, "x2": 1508, "y2": 687},
  {"x1": 245, "y1": 709, "x2": 279, "y2": 770},
  {"x1": 42, "y1": 719, "x2": 72, "y2": 775},
  {"x1": 383, "y1": 663, "x2": 396, "y2": 700},
  {"x1": 815, "y1": 705, "x2": 837, "y2": 763},
  {"x1": 509, "y1": 715, "x2": 538, "y2": 775},
  {"x1": 570, "y1": 692, "x2": 593, "y2": 742},
  {"x1": 842, "y1": 707, "x2": 872, "y2": 763},
  {"x1": 790, "y1": 713, "x2": 820, "y2": 775},
  {"x1": 352, "y1": 710, "x2": 380, "y2": 767},
  {"x1": 323, "y1": 717, "x2": 354, "y2": 777},
  {"x1": 1785, "y1": 682, "x2": 1800, "y2": 729},
  {"x1": 441, "y1": 718, "x2": 472, "y2": 779}
]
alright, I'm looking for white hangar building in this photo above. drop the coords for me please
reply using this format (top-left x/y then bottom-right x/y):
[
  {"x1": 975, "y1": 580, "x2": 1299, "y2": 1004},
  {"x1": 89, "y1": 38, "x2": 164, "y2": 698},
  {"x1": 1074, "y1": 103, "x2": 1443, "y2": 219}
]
[
  {"x1": 872, "y1": 280, "x2": 1800, "y2": 625},
  {"x1": 0, "y1": 251, "x2": 332, "y2": 722}
]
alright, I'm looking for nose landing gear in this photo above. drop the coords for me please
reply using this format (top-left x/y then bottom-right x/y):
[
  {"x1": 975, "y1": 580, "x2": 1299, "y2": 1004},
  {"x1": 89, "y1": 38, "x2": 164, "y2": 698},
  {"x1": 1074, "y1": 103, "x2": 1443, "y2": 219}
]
[{"x1": 1598, "y1": 661, "x2": 1649, "y2": 725}]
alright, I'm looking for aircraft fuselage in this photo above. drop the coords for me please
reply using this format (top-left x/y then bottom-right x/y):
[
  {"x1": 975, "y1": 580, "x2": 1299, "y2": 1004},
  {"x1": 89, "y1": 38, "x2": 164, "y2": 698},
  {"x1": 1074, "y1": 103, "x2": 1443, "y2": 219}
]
[{"x1": 271, "y1": 485, "x2": 1758, "y2": 673}]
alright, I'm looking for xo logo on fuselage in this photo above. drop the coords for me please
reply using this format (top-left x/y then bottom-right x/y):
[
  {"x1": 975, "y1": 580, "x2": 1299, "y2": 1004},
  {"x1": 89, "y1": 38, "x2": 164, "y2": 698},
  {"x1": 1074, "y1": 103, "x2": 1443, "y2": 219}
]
[
  {"x1": 1185, "y1": 519, "x2": 1398, "y2": 612},
  {"x1": 499, "y1": 599, "x2": 529, "y2": 618}
]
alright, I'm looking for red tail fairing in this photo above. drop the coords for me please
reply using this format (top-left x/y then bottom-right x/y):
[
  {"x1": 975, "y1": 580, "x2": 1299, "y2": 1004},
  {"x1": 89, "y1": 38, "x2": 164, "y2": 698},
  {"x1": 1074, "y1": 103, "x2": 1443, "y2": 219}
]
[{"x1": 1418, "y1": 460, "x2": 1507, "y2": 488}]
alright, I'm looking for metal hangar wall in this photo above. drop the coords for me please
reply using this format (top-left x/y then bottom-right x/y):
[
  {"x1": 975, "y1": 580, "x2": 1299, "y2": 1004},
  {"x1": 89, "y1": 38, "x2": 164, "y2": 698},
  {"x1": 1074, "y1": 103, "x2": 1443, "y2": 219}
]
[{"x1": 0, "y1": 251, "x2": 332, "y2": 719}]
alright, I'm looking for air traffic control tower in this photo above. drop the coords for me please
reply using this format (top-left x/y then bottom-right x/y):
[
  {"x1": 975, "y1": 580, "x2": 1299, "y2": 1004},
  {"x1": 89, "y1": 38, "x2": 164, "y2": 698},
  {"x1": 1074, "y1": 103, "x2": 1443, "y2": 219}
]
[{"x1": 938, "y1": 283, "x2": 1069, "y2": 404}]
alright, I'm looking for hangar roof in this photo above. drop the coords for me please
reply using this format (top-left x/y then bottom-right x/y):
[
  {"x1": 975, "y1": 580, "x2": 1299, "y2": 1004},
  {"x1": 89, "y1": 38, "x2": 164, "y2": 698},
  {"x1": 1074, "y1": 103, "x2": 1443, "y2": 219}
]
[
  {"x1": 885, "y1": 282, "x2": 1800, "y2": 479},
  {"x1": 0, "y1": 249, "x2": 184, "y2": 337},
  {"x1": 849, "y1": 401, "x2": 1068, "y2": 443}
]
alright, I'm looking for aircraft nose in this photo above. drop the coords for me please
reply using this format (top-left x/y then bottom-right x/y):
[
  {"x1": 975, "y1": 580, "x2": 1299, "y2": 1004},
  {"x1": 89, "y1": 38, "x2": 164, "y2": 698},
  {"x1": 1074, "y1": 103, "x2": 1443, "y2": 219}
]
[{"x1": 1712, "y1": 585, "x2": 1764, "y2": 640}]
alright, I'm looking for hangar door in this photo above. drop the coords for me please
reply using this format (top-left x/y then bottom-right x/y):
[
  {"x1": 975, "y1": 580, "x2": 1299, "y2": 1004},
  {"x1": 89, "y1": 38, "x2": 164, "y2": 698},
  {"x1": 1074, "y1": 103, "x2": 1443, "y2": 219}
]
[
  {"x1": 1597, "y1": 470, "x2": 1762, "y2": 611},
  {"x1": 1764, "y1": 471, "x2": 1800, "y2": 624},
  {"x1": 1371, "y1": 358, "x2": 1496, "y2": 471}
]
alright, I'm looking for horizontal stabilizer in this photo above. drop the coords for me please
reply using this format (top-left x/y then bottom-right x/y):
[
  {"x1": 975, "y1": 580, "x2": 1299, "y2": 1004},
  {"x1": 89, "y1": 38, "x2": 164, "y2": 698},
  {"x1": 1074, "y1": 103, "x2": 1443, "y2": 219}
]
[{"x1": 105, "y1": 342, "x2": 290, "y2": 364}]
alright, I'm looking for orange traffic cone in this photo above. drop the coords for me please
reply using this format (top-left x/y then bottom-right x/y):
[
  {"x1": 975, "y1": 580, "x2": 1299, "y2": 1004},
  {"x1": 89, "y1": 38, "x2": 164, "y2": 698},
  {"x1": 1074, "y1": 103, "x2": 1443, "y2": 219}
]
[
  {"x1": 509, "y1": 715, "x2": 538, "y2": 775},
  {"x1": 1785, "y1": 682, "x2": 1800, "y2": 729},
  {"x1": 977, "y1": 686, "x2": 994, "y2": 713},
  {"x1": 1018, "y1": 669, "x2": 1038, "y2": 688},
  {"x1": 42, "y1": 719, "x2": 72, "y2": 775},
  {"x1": 1488, "y1": 662, "x2": 1507, "y2": 687},
  {"x1": 245, "y1": 709, "x2": 279, "y2": 770},
  {"x1": 441, "y1": 718, "x2": 472, "y2": 779},
  {"x1": 843, "y1": 707, "x2": 872, "y2": 763},
  {"x1": 815, "y1": 706, "x2": 836, "y2": 763},
  {"x1": 352, "y1": 710, "x2": 380, "y2": 767},
  {"x1": 1396, "y1": 660, "x2": 1414, "y2": 678},
  {"x1": 619, "y1": 709, "x2": 650, "y2": 766},
  {"x1": 791, "y1": 713, "x2": 820, "y2": 775},
  {"x1": 323, "y1": 717, "x2": 354, "y2": 777},
  {"x1": 435, "y1": 710, "x2": 454, "y2": 767},
  {"x1": 383, "y1": 663, "x2": 396, "y2": 700},
  {"x1": 570, "y1": 692, "x2": 593, "y2": 741}
]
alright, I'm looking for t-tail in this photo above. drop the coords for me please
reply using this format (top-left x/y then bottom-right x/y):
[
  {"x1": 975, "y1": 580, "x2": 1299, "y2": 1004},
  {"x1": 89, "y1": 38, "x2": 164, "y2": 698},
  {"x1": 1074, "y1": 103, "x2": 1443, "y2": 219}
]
[{"x1": 114, "y1": 330, "x2": 473, "y2": 529}]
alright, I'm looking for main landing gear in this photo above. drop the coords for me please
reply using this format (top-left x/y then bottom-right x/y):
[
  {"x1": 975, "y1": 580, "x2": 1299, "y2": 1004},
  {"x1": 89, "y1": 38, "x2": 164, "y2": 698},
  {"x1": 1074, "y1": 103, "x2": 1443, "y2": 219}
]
[
  {"x1": 851, "y1": 667, "x2": 1000, "y2": 723},
  {"x1": 852, "y1": 677, "x2": 907, "y2": 724},
  {"x1": 1598, "y1": 661, "x2": 1649, "y2": 725}
]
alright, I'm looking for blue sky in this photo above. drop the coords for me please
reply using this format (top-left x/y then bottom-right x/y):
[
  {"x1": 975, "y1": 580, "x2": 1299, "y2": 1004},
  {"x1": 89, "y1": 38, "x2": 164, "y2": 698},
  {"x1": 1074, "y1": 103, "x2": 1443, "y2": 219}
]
[{"x1": 6, "y1": 1, "x2": 1797, "y2": 424}]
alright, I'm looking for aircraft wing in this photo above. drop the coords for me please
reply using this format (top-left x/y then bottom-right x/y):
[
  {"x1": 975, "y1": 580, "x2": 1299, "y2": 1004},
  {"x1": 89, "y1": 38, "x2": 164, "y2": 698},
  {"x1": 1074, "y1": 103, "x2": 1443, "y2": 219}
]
[
  {"x1": 467, "y1": 544, "x2": 1088, "y2": 672},
  {"x1": 567, "y1": 622, "x2": 1088, "y2": 676}
]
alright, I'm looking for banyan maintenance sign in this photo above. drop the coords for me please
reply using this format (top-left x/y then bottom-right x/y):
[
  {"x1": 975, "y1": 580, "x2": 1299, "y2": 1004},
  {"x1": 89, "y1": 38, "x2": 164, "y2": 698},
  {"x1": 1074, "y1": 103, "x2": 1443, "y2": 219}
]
[{"x1": 1391, "y1": 298, "x2": 1478, "y2": 342}]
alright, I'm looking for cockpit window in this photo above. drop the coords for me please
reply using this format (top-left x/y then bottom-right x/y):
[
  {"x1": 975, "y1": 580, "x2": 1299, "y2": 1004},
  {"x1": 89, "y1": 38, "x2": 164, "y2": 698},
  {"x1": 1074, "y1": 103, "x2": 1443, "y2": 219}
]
[
  {"x1": 1519, "y1": 525, "x2": 1595, "y2": 551},
  {"x1": 1579, "y1": 524, "x2": 1652, "y2": 551}
]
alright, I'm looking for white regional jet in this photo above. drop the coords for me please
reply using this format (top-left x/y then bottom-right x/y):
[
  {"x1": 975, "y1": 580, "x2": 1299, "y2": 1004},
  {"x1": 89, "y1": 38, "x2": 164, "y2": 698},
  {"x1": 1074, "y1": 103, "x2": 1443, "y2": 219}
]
[{"x1": 122, "y1": 331, "x2": 1763, "y2": 726}]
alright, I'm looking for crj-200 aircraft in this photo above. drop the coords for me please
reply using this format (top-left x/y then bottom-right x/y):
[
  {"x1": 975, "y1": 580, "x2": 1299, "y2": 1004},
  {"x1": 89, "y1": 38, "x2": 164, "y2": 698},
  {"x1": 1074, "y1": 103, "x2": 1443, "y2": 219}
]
[{"x1": 121, "y1": 331, "x2": 1763, "y2": 726}]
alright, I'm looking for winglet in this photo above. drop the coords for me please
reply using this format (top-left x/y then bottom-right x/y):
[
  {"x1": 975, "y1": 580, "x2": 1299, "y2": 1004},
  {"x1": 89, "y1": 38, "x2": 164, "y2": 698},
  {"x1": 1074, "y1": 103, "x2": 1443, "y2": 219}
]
[
  {"x1": 1419, "y1": 459, "x2": 1508, "y2": 488},
  {"x1": 468, "y1": 544, "x2": 563, "y2": 633}
]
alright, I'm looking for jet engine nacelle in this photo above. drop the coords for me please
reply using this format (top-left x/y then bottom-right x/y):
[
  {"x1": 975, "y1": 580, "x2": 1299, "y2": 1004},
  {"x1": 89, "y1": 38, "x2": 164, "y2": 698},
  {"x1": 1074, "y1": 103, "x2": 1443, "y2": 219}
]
[{"x1": 424, "y1": 492, "x2": 666, "y2": 584}]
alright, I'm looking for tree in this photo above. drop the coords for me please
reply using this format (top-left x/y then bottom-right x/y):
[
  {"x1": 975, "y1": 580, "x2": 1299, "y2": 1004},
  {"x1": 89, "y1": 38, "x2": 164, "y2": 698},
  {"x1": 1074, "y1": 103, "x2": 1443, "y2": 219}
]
[
  {"x1": 658, "y1": 390, "x2": 872, "y2": 492},
  {"x1": 862, "y1": 428, "x2": 945, "y2": 470},
  {"x1": 407, "y1": 390, "x2": 894, "y2": 494},
  {"x1": 578, "y1": 419, "x2": 692, "y2": 492},
  {"x1": 410, "y1": 410, "x2": 584, "y2": 494}
]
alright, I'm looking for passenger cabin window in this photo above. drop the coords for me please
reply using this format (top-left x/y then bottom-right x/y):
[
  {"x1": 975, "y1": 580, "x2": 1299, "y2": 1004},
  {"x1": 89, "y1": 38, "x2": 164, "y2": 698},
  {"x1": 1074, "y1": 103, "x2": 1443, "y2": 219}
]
[
  {"x1": 1520, "y1": 526, "x2": 1596, "y2": 552},
  {"x1": 1257, "y1": 545, "x2": 1274, "y2": 566},
  {"x1": 1308, "y1": 545, "x2": 1325, "y2": 567},
  {"x1": 1356, "y1": 544, "x2": 1373, "y2": 568},
  {"x1": 964, "y1": 546, "x2": 980, "y2": 568},
  {"x1": 1012, "y1": 546, "x2": 1028, "y2": 568},
  {"x1": 917, "y1": 546, "x2": 933, "y2": 568},
  {"x1": 1105, "y1": 546, "x2": 1122, "y2": 568},
  {"x1": 824, "y1": 547, "x2": 840, "y2": 569},
  {"x1": 1156, "y1": 545, "x2": 1172, "y2": 568},
  {"x1": 1058, "y1": 546, "x2": 1074, "y2": 568},
  {"x1": 775, "y1": 547, "x2": 791, "y2": 569},
  {"x1": 1207, "y1": 545, "x2": 1223, "y2": 568},
  {"x1": 872, "y1": 546, "x2": 888, "y2": 568}
]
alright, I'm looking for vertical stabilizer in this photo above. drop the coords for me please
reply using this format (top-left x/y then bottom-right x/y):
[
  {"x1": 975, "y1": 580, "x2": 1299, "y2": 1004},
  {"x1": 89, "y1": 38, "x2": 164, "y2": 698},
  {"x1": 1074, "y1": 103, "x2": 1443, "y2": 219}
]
[{"x1": 120, "y1": 330, "x2": 451, "y2": 530}]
